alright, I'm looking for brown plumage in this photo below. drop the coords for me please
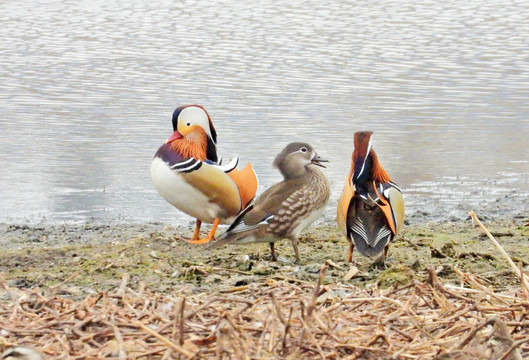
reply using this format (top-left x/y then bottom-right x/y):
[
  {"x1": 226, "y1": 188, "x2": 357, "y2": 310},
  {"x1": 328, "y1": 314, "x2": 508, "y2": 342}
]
[
  {"x1": 209, "y1": 142, "x2": 330, "y2": 263},
  {"x1": 337, "y1": 131, "x2": 405, "y2": 263}
]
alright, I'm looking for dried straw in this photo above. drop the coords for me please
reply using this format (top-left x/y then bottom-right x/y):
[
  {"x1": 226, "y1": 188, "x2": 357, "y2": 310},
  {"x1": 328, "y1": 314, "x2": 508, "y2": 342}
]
[
  {"x1": 2, "y1": 266, "x2": 528, "y2": 359},
  {"x1": 469, "y1": 211, "x2": 529, "y2": 297}
]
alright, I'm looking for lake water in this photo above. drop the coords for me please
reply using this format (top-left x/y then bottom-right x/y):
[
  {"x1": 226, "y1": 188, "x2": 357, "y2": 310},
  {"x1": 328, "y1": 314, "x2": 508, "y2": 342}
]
[{"x1": 1, "y1": 0, "x2": 528, "y2": 225}]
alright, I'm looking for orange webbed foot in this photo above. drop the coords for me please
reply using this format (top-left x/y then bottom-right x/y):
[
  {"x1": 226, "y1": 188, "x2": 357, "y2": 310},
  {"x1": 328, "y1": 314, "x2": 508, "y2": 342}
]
[
  {"x1": 185, "y1": 236, "x2": 215, "y2": 245},
  {"x1": 184, "y1": 218, "x2": 220, "y2": 245}
]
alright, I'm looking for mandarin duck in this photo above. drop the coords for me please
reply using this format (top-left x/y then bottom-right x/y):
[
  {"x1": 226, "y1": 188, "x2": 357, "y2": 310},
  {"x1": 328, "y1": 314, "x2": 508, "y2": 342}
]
[
  {"x1": 2, "y1": 347, "x2": 45, "y2": 360},
  {"x1": 209, "y1": 142, "x2": 330, "y2": 263},
  {"x1": 337, "y1": 131, "x2": 404, "y2": 263},
  {"x1": 151, "y1": 105, "x2": 258, "y2": 244}
]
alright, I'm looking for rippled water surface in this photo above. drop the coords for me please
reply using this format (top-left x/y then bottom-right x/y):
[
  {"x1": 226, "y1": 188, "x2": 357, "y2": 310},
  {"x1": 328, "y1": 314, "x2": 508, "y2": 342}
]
[{"x1": 1, "y1": 0, "x2": 528, "y2": 223}]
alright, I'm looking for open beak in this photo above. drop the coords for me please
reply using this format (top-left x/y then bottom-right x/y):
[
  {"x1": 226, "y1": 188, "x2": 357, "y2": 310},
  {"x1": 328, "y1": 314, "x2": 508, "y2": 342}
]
[
  {"x1": 166, "y1": 130, "x2": 183, "y2": 143},
  {"x1": 311, "y1": 154, "x2": 329, "y2": 168}
]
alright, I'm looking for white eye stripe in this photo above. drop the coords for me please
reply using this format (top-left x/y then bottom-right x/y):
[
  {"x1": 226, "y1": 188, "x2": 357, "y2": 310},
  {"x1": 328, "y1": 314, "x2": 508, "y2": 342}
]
[
  {"x1": 285, "y1": 148, "x2": 308, "y2": 158},
  {"x1": 357, "y1": 137, "x2": 373, "y2": 178},
  {"x1": 178, "y1": 106, "x2": 213, "y2": 138}
]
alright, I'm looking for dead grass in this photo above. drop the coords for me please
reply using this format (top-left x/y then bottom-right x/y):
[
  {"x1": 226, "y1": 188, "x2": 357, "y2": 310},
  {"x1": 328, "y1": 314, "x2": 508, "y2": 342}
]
[{"x1": 1, "y1": 263, "x2": 528, "y2": 359}]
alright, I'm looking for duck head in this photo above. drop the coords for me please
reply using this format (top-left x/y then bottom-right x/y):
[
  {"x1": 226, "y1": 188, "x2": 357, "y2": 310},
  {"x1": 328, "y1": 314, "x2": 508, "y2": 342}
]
[
  {"x1": 273, "y1": 142, "x2": 328, "y2": 179},
  {"x1": 166, "y1": 105, "x2": 218, "y2": 162}
]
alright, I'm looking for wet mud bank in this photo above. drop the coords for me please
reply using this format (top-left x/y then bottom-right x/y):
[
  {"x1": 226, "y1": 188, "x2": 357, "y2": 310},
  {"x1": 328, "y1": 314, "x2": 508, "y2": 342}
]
[{"x1": 1, "y1": 210, "x2": 528, "y2": 296}]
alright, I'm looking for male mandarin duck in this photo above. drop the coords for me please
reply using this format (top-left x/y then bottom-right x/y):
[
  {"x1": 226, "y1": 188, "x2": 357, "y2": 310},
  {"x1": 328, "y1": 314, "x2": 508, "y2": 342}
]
[
  {"x1": 209, "y1": 142, "x2": 330, "y2": 263},
  {"x1": 151, "y1": 105, "x2": 258, "y2": 244},
  {"x1": 337, "y1": 131, "x2": 404, "y2": 263}
]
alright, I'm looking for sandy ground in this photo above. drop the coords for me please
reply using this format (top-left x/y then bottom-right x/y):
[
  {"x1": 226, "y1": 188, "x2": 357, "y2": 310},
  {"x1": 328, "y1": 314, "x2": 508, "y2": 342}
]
[{"x1": 1, "y1": 209, "x2": 528, "y2": 296}]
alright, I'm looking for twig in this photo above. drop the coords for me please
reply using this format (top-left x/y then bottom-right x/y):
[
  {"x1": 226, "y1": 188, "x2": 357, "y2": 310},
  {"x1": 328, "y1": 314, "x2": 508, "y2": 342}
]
[
  {"x1": 270, "y1": 293, "x2": 288, "y2": 326},
  {"x1": 499, "y1": 337, "x2": 529, "y2": 360},
  {"x1": 306, "y1": 264, "x2": 328, "y2": 318},
  {"x1": 469, "y1": 211, "x2": 529, "y2": 295},
  {"x1": 117, "y1": 273, "x2": 130, "y2": 296},
  {"x1": 49, "y1": 271, "x2": 80, "y2": 292},
  {"x1": 178, "y1": 297, "x2": 186, "y2": 346},
  {"x1": 133, "y1": 321, "x2": 195, "y2": 358},
  {"x1": 454, "y1": 316, "x2": 498, "y2": 350},
  {"x1": 299, "y1": 315, "x2": 326, "y2": 360},
  {"x1": 0, "y1": 274, "x2": 17, "y2": 303},
  {"x1": 103, "y1": 319, "x2": 127, "y2": 360},
  {"x1": 280, "y1": 307, "x2": 293, "y2": 354},
  {"x1": 427, "y1": 267, "x2": 474, "y2": 303},
  {"x1": 185, "y1": 296, "x2": 254, "y2": 320}
]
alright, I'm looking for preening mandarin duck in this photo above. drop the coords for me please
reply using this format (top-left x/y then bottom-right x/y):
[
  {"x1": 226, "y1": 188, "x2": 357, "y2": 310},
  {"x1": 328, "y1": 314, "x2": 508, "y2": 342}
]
[
  {"x1": 209, "y1": 142, "x2": 330, "y2": 263},
  {"x1": 337, "y1": 131, "x2": 404, "y2": 263},
  {"x1": 151, "y1": 105, "x2": 258, "y2": 244}
]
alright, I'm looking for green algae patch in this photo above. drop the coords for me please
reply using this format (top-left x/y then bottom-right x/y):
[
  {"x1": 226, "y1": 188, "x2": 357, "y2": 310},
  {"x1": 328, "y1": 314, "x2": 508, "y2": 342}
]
[{"x1": 377, "y1": 264, "x2": 415, "y2": 287}]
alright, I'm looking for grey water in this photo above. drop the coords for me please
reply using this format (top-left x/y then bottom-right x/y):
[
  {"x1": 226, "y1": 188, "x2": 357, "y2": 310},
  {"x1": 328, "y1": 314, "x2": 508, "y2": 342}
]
[{"x1": 1, "y1": 0, "x2": 528, "y2": 225}]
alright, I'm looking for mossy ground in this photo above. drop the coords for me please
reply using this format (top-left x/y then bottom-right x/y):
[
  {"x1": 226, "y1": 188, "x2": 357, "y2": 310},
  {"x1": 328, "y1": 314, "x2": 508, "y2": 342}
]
[{"x1": 1, "y1": 218, "x2": 528, "y2": 296}]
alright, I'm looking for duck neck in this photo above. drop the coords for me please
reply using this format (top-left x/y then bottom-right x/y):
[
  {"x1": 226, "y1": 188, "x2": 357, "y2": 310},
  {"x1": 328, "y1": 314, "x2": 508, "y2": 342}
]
[
  {"x1": 353, "y1": 150, "x2": 391, "y2": 186},
  {"x1": 169, "y1": 131, "x2": 208, "y2": 160},
  {"x1": 353, "y1": 152, "x2": 373, "y2": 186}
]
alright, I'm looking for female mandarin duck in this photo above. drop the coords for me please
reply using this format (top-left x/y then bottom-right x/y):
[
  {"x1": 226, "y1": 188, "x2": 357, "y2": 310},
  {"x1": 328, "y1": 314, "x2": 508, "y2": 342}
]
[
  {"x1": 151, "y1": 105, "x2": 258, "y2": 244},
  {"x1": 209, "y1": 142, "x2": 330, "y2": 263},
  {"x1": 337, "y1": 131, "x2": 404, "y2": 263}
]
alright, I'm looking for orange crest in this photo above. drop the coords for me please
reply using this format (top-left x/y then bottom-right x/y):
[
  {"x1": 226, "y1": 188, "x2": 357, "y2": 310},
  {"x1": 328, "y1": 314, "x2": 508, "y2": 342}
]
[{"x1": 371, "y1": 151, "x2": 392, "y2": 183}]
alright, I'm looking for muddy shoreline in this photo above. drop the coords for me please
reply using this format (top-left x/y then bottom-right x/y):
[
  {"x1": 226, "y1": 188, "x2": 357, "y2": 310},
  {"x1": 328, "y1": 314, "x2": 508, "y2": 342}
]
[
  {"x1": 2, "y1": 189, "x2": 528, "y2": 249},
  {"x1": 1, "y1": 204, "x2": 528, "y2": 296}
]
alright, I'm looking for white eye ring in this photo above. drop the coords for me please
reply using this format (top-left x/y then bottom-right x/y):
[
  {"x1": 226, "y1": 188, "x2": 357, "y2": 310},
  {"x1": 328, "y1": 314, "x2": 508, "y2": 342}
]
[
  {"x1": 300, "y1": 147, "x2": 307, "y2": 153},
  {"x1": 186, "y1": 122, "x2": 191, "y2": 126}
]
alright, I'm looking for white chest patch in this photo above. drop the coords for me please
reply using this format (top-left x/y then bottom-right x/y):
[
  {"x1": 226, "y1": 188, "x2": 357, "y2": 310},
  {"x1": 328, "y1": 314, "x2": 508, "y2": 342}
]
[{"x1": 150, "y1": 157, "x2": 225, "y2": 223}]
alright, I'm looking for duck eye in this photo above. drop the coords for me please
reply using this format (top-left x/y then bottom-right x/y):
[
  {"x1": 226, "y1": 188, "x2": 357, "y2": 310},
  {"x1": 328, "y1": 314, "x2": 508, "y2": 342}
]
[
  {"x1": 300, "y1": 147, "x2": 307, "y2": 153},
  {"x1": 186, "y1": 122, "x2": 191, "y2": 126}
]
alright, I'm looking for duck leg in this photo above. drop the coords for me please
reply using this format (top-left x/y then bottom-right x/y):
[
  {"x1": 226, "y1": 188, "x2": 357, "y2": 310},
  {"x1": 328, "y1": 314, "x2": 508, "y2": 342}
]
[
  {"x1": 192, "y1": 219, "x2": 202, "y2": 240},
  {"x1": 347, "y1": 241, "x2": 355, "y2": 263},
  {"x1": 186, "y1": 218, "x2": 220, "y2": 244},
  {"x1": 382, "y1": 244, "x2": 390, "y2": 267},
  {"x1": 291, "y1": 238, "x2": 301, "y2": 263},
  {"x1": 269, "y1": 243, "x2": 278, "y2": 262}
]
